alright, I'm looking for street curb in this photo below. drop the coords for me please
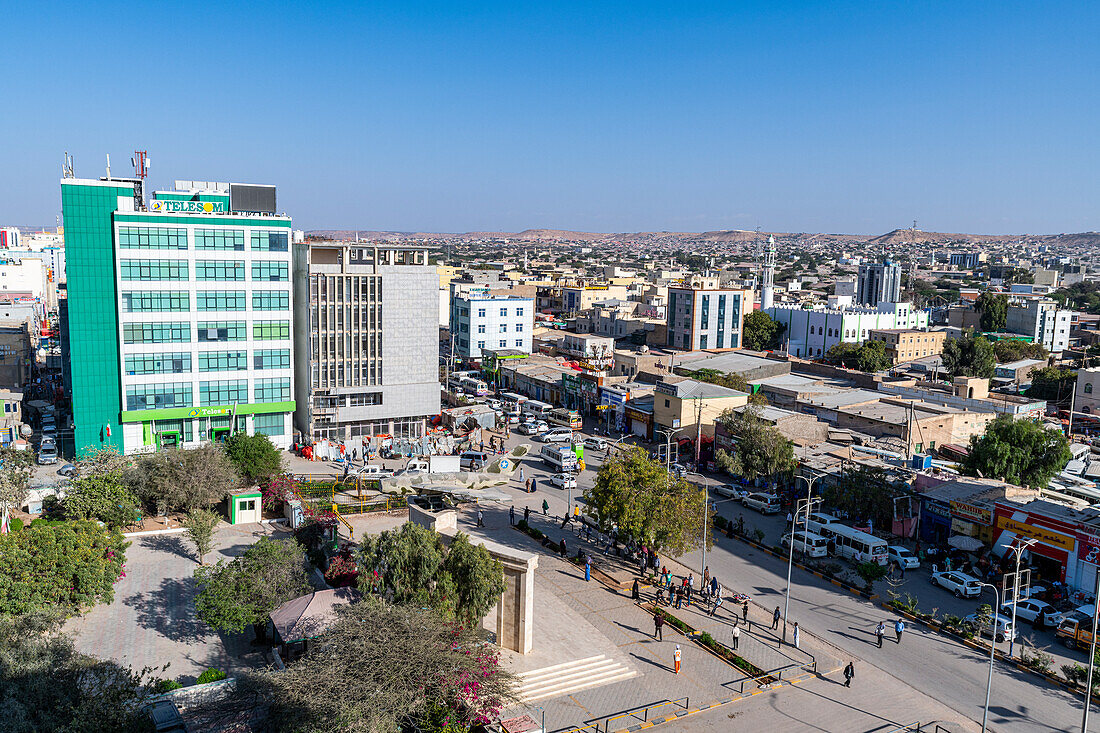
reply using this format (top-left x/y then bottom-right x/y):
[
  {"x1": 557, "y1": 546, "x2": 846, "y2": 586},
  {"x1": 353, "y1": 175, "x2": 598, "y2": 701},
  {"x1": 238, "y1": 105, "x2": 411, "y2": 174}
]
[
  {"x1": 727, "y1": 530, "x2": 878, "y2": 601},
  {"x1": 880, "y1": 599, "x2": 1100, "y2": 703},
  {"x1": 122, "y1": 517, "x2": 287, "y2": 538}
]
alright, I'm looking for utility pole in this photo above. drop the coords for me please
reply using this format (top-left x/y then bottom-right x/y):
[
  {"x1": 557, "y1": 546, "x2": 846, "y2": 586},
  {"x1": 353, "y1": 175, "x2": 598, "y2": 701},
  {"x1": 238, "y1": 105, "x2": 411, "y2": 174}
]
[{"x1": 1069, "y1": 382, "x2": 1077, "y2": 440}]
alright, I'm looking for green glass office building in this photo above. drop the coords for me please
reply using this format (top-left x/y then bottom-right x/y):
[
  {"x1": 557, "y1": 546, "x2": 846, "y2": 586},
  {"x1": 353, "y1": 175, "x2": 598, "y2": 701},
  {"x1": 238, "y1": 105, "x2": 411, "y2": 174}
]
[{"x1": 61, "y1": 177, "x2": 294, "y2": 456}]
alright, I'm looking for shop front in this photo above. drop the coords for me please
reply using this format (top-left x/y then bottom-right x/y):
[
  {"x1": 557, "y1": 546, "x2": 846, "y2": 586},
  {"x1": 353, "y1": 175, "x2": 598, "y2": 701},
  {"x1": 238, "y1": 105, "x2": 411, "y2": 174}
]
[
  {"x1": 992, "y1": 505, "x2": 1077, "y2": 587},
  {"x1": 949, "y1": 500, "x2": 994, "y2": 544},
  {"x1": 919, "y1": 497, "x2": 952, "y2": 545}
]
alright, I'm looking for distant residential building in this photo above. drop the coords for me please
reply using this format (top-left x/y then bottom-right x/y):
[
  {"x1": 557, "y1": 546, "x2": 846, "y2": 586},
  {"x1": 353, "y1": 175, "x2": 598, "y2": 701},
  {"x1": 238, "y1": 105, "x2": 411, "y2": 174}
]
[
  {"x1": 867, "y1": 328, "x2": 946, "y2": 364},
  {"x1": 450, "y1": 292, "x2": 534, "y2": 360},
  {"x1": 0, "y1": 323, "x2": 31, "y2": 389},
  {"x1": 994, "y1": 358, "x2": 1045, "y2": 385},
  {"x1": 949, "y1": 252, "x2": 984, "y2": 269},
  {"x1": 666, "y1": 286, "x2": 751, "y2": 351},
  {"x1": 559, "y1": 332, "x2": 615, "y2": 370},
  {"x1": 1075, "y1": 367, "x2": 1100, "y2": 416},
  {"x1": 0, "y1": 228, "x2": 19, "y2": 249},
  {"x1": 834, "y1": 277, "x2": 857, "y2": 298},
  {"x1": 293, "y1": 241, "x2": 439, "y2": 441},
  {"x1": 561, "y1": 284, "x2": 629, "y2": 314},
  {"x1": 1006, "y1": 299, "x2": 1072, "y2": 353},
  {"x1": 652, "y1": 378, "x2": 749, "y2": 448},
  {"x1": 766, "y1": 302, "x2": 928, "y2": 360},
  {"x1": 856, "y1": 260, "x2": 902, "y2": 306}
]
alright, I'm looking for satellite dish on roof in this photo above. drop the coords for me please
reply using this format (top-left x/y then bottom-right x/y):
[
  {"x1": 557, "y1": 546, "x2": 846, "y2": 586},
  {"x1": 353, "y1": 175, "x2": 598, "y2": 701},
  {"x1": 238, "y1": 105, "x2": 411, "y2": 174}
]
[{"x1": 638, "y1": 344, "x2": 650, "y2": 354}]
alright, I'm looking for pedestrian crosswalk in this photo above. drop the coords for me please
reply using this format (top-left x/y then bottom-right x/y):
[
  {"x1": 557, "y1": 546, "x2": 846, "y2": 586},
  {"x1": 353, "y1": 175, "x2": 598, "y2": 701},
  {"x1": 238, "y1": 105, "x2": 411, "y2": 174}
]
[{"x1": 517, "y1": 655, "x2": 638, "y2": 702}]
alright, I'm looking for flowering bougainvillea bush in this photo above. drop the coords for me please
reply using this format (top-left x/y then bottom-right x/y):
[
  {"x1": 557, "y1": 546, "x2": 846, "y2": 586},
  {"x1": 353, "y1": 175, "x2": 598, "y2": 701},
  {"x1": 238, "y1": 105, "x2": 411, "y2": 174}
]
[{"x1": 0, "y1": 520, "x2": 128, "y2": 615}]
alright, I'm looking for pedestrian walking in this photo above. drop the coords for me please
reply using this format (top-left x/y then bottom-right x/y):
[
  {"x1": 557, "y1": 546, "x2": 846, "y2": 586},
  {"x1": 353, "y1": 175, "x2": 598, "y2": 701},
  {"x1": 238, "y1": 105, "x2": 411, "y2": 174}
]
[
  {"x1": 477, "y1": 508, "x2": 484, "y2": 527},
  {"x1": 742, "y1": 600, "x2": 749, "y2": 625},
  {"x1": 585, "y1": 556, "x2": 591, "y2": 582},
  {"x1": 632, "y1": 578, "x2": 640, "y2": 601},
  {"x1": 710, "y1": 575, "x2": 719, "y2": 598},
  {"x1": 519, "y1": 466, "x2": 524, "y2": 482},
  {"x1": 843, "y1": 662, "x2": 854, "y2": 688},
  {"x1": 876, "y1": 621, "x2": 885, "y2": 648},
  {"x1": 525, "y1": 478, "x2": 532, "y2": 493},
  {"x1": 560, "y1": 538, "x2": 568, "y2": 558},
  {"x1": 786, "y1": 511, "x2": 793, "y2": 527},
  {"x1": 894, "y1": 618, "x2": 905, "y2": 644},
  {"x1": 542, "y1": 499, "x2": 549, "y2": 515},
  {"x1": 772, "y1": 606, "x2": 781, "y2": 630},
  {"x1": 686, "y1": 573, "x2": 695, "y2": 605},
  {"x1": 509, "y1": 506, "x2": 515, "y2": 526},
  {"x1": 731, "y1": 625, "x2": 740, "y2": 651},
  {"x1": 675, "y1": 586, "x2": 684, "y2": 609},
  {"x1": 530, "y1": 478, "x2": 538, "y2": 492},
  {"x1": 899, "y1": 562, "x2": 906, "y2": 580},
  {"x1": 674, "y1": 644, "x2": 682, "y2": 674},
  {"x1": 792, "y1": 622, "x2": 801, "y2": 649},
  {"x1": 524, "y1": 506, "x2": 530, "y2": 523},
  {"x1": 654, "y1": 612, "x2": 664, "y2": 640},
  {"x1": 710, "y1": 593, "x2": 723, "y2": 617},
  {"x1": 702, "y1": 567, "x2": 711, "y2": 596}
]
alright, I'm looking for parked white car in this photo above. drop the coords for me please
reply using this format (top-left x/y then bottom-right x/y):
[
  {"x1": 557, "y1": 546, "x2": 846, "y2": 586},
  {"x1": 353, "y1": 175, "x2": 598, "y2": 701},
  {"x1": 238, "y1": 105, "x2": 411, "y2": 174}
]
[
  {"x1": 1000, "y1": 599, "x2": 1064, "y2": 628},
  {"x1": 551, "y1": 473, "x2": 577, "y2": 490},
  {"x1": 962, "y1": 613, "x2": 1018, "y2": 643},
  {"x1": 742, "y1": 493, "x2": 781, "y2": 514},
  {"x1": 930, "y1": 568, "x2": 983, "y2": 598},
  {"x1": 714, "y1": 484, "x2": 751, "y2": 501},
  {"x1": 583, "y1": 436, "x2": 606, "y2": 452},
  {"x1": 888, "y1": 546, "x2": 921, "y2": 570}
]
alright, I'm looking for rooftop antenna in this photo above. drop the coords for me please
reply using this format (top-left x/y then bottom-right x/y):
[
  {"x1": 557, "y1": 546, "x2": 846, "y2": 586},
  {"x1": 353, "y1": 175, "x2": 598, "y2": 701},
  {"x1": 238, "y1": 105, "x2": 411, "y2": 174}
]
[
  {"x1": 61, "y1": 152, "x2": 74, "y2": 178},
  {"x1": 105, "y1": 154, "x2": 111, "y2": 178},
  {"x1": 131, "y1": 151, "x2": 149, "y2": 181}
]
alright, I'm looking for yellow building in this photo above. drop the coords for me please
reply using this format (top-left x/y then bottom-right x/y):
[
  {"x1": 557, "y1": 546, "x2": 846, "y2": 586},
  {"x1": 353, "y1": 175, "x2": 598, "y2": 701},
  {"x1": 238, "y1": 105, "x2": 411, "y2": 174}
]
[
  {"x1": 868, "y1": 328, "x2": 946, "y2": 364},
  {"x1": 652, "y1": 377, "x2": 749, "y2": 447}
]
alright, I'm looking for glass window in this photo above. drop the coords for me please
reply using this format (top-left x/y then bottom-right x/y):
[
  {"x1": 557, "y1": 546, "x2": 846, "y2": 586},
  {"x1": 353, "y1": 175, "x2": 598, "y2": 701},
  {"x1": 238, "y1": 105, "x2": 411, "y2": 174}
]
[
  {"x1": 122, "y1": 291, "x2": 189, "y2": 312},
  {"x1": 251, "y1": 261, "x2": 289, "y2": 281},
  {"x1": 124, "y1": 352, "x2": 191, "y2": 375},
  {"x1": 348, "y1": 392, "x2": 382, "y2": 406},
  {"x1": 477, "y1": 309, "x2": 486, "y2": 317},
  {"x1": 498, "y1": 340, "x2": 506, "y2": 347},
  {"x1": 515, "y1": 339, "x2": 523, "y2": 347},
  {"x1": 195, "y1": 260, "x2": 245, "y2": 281},
  {"x1": 122, "y1": 322, "x2": 190, "y2": 343},
  {"x1": 499, "y1": 324, "x2": 507, "y2": 333},
  {"x1": 515, "y1": 323, "x2": 524, "y2": 332},
  {"x1": 254, "y1": 349, "x2": 291, "y2": 370},
  {"x1": 252, "y1": 290, "x2": 289, "y2": 311},
  {"x1": 254, "y1": 377, "x2": 291, "y2": 403},
  {"x1": 254, "y1": 321, "x2": 290, "y2": 340},
  {"x1": 477, "y1": 324, "x2": 485, "y2": 334},
  {"x1": 253, "y1": 413, "x2": 285, "y2": 436},
  {"x1": 250, "y1": 231, "x2": 289, "y2": 252},
  {"x1": 199, "y1": 380, "x2": 248, "y2": 406},
  {"x1": 500, "y1": 307, "x2": 508, "y2": 317},
  {"x1": 125, "y1": 382, "x2": 192, "y2": 411},
  {"x1": 120, "y1": 259, "x2": 188, "y2": 281},
  {"x1": 118, "y1": 227, "x2": 187, "y2": 250},
  {"x1": 197, "y1": 321, "x2": 247, "y2": 342},
  {"x1": 196, "y1": 291, "x2": 247, "y2": 311},
  {"x1": 194, "y1": 228, "x2": 245, "y2": 250},
  {"x1": 198, "y1": 351, "x2": 248, "y2": 372},
  {"x1": 516, "y1": 307, "x2": 524, "y2": 316},
  {"x1": 477, "y1": 340, "x2": 485, "y2": 350}
]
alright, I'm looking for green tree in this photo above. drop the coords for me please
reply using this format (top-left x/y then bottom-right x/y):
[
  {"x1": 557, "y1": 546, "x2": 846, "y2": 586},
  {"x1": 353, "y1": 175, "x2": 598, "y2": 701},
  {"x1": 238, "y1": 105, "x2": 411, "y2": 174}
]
[
  {"x1": 0, "y1": 611, "x2": 158, "y2": 733},
  {"x1": 942, "y1": 334, "x2": 996, "y2": 379},
  {"x1": 823, "y1": 466, "x2": 907, "y2": 532},
  {"x1": 825, "y1": 340, "x2": 892, "y2": 372},
  {"x1": 584, "y1": 446, "x2": 706, "y2": 555},
  {"x1": 742, "y1": 310, "x2": 786, "y2": 351},
  {"x1": 184, "y1": 509, "x2": 220, "y2": 565},
  {"x1": 992, "y1": 339, "x2": 1048, "y2": 363},
  {"x1": 127, "y1": 445, "x2": 240, "y2": 513},
  {"x1": 714, "y1": 406, "x2": 796, "y2": 480},
  {"x1": 60, "y1": 473, "x2": 142, "y2": 529},
  {"x1": 962, "y1": 416, "x2": 1071, "y2": 488},
  {"x1": 0, "y1": 521, "x2": 128, "y2": 616},
  {"x1": 975, "y1": 292, "x2": 1009, "y2": 332},
  {"x1": 1025, "y1": 367, "x2": 1076, "y2": 402},
  {"x1": 212, "y1": 601, "x2": 518, "y2": 733},
  {"x1": 194, "y1": 537, "x2": 311, "y2": 639},
  {"x1": 224, "y1": 433, "x2": 285, "y2": 485},
  {"x1": 357, "y1": 523, "x2": 504, "y2": 626},
  {"x1": 0, "y1": 447, "x2": 33, "y2": 529}
]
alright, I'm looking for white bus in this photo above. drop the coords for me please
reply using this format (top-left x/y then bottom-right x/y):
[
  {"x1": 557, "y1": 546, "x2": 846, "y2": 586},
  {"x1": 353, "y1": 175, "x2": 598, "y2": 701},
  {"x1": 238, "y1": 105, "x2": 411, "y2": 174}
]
[
  {"x1": 522, "y1": 399, "x2": 554, "y2": 419},
  {"x1": 501, "y1": 392, "x2": 527, "y2": 407},
  {"x1": 541, "y1": 444, "x2": 578, "y2": 472},
  {"x1": 819, "y1": 524, "x2": 888, "y2": 566},
  {"x1": 459, "y1": 376, "x2": 489, "y2": 397}
]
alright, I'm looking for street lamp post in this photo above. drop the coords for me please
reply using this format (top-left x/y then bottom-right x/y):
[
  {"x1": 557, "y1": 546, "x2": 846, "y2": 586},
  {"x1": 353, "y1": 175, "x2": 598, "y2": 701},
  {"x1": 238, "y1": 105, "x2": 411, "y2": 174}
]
[
  {"x1": 782, "y1": 470, "x2": 822, "y2": 644},
  {"x1": 979, "y1": 583, "x2": 1001, "y2": 733},
  {"x1": 1006, "y1": 537, "x2": 1037, "y2": 660}
]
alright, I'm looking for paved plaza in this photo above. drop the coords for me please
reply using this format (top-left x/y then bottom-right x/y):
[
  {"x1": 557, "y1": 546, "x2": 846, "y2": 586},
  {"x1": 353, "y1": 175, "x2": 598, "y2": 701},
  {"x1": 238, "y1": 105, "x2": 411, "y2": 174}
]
[{"x1": 65, "y1": 522, "x2": 295, "y2": 684}]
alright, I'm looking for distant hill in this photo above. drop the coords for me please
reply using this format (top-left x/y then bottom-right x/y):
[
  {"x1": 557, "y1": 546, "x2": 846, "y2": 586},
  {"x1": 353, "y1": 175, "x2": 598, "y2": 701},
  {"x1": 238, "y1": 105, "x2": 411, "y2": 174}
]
[{"x1": 306, "y1": 227, "x2": 1100, "y2": 248}]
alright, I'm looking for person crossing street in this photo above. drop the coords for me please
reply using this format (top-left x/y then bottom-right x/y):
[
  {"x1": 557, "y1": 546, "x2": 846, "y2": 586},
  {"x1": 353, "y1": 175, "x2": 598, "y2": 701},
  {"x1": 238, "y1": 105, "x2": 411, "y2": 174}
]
[
  {"x1": 876, "y1": 621, "x2": 886, "y2": 648},
  {"x1": 843, "y1": 662, "x2": 854, "y2": 688},
  {"x1": 894, "y1": 619, "x2": 905, "y2": 644}
]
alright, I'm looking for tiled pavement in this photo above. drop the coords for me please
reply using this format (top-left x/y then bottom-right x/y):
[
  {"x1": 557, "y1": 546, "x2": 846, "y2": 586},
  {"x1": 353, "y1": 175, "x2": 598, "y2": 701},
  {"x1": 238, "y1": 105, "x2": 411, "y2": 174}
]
[{"x1": 65, "y1": 522, "x2": 293, "y2": 684}]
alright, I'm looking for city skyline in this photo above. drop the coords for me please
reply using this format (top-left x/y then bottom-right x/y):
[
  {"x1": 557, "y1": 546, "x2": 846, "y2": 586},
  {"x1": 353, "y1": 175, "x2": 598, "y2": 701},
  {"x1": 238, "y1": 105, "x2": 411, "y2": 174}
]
[{"x1": 3, "y1": 2, "x2": 1098, "y2": 234}]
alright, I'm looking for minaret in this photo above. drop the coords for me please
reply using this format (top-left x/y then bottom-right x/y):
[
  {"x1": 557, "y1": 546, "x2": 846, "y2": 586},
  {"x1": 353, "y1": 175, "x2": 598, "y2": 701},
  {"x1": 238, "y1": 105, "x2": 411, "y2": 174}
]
[{"x1": 761, "y1": 234, "x2": 777, "y2": 309}]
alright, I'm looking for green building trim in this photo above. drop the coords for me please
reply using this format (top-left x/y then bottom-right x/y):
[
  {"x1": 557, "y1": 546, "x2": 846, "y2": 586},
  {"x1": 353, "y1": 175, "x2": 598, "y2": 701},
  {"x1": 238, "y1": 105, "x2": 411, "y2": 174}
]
[
  {"x1": 120, "y1": 400, "x2": 295, "y2": 423},
  {"x1": 61, "y1": 180, "x2": 133, "y2": 455}
]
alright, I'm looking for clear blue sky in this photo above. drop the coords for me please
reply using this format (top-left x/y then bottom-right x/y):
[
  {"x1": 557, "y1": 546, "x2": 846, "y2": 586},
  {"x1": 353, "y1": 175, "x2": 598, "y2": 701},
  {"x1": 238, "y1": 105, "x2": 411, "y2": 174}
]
[{"x1": 2, "y1": 2, "x2": 1097, "y2": 234}]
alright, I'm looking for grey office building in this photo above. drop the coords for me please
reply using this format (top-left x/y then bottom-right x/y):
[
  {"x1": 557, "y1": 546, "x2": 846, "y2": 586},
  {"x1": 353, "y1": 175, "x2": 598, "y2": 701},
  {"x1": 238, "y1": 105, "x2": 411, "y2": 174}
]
[
  {"x1": 856, "y1": 260, "x2": 902, "y2": 306},
  {"x1": 293, "y1": 241, "x2": 439, "y2": 440}
]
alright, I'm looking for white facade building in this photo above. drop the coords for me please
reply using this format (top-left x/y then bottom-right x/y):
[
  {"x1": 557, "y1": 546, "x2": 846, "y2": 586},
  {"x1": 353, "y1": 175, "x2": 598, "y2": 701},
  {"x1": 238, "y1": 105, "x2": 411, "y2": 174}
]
[
  {"x1": 1006, "y1": 299, "x2": 1072, "y2": 353},
  {"x1": 451, "y1": 293, "x2": 534, "y2": 360},
  {"x1": 766, "y1": 302, "x2": 928, "y2": 359},
  {"x1": 666, "y1": 286, "x2": 751, "y2": 351}
]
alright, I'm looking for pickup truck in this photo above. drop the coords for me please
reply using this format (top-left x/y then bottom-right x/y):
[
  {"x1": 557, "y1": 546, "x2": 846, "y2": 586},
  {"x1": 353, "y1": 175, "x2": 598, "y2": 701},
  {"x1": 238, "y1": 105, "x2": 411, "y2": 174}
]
[{"x1": 1056, "y1": 608, "x2": 1098, "y2": 649}]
